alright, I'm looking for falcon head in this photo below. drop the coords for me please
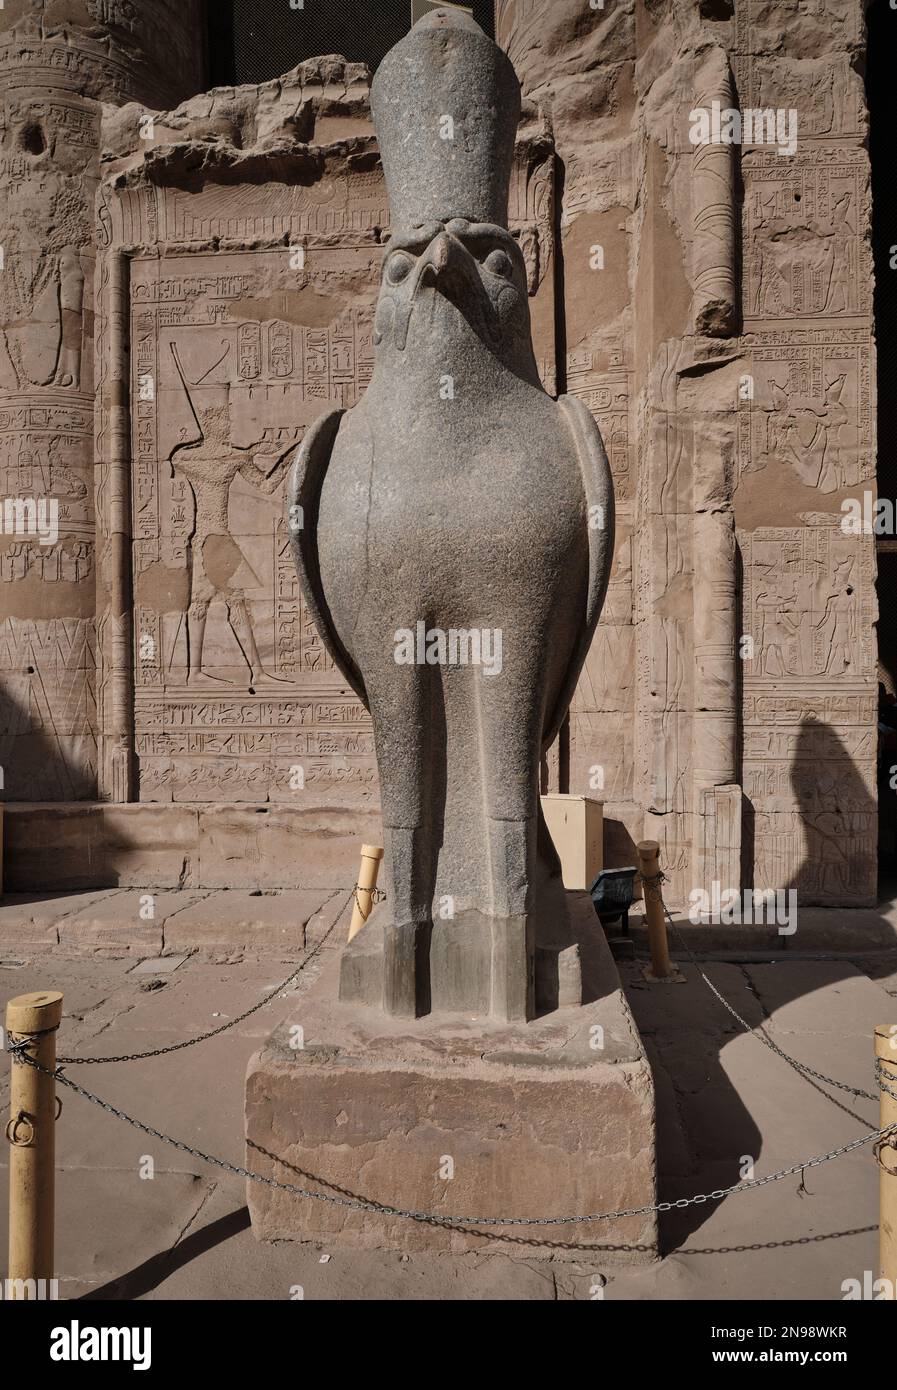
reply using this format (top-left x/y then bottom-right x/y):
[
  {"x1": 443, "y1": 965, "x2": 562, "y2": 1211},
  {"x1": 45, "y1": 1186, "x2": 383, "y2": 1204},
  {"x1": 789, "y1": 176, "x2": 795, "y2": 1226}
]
[{"x1": 373, "y1": 219, "x2": 537, "y2": 378}]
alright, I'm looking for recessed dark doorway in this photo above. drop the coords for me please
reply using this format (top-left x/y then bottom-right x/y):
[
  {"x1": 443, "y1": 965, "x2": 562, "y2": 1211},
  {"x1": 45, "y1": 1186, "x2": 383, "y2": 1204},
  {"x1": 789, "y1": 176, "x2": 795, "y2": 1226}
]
[{"x1": 207, "y1": 0, "x2": 495, "y2": 87}]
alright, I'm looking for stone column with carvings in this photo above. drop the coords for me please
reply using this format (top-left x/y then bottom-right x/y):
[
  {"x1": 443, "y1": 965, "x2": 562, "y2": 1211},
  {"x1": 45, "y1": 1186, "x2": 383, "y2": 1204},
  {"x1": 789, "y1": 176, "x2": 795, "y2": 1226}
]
[
  {"x1": 0, "y1": 0, "x2": 203, "y2": 800},
  {"x1": 692, "y1": 46, "x2": 739, "y2": 338}
]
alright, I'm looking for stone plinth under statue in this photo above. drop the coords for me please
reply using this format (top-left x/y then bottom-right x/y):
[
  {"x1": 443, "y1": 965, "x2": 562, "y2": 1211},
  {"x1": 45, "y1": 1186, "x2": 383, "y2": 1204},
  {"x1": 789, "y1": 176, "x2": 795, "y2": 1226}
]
[{"x1": 245, "y1": 892, "x2": 657, "y2": 1259}]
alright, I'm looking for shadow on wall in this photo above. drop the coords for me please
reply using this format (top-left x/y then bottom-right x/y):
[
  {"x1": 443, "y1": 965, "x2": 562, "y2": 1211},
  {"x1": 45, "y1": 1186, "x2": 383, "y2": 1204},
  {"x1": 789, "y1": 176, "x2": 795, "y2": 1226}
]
[
  {"x1": 633, "y1": 719, "x2": 888, "y2": 1257},
  {"x1": 0, "y1": 684, "x2": 97, "y2": 801},
  {"x1": 781, "y1": 720, "x2": 878, "y2": 908}
]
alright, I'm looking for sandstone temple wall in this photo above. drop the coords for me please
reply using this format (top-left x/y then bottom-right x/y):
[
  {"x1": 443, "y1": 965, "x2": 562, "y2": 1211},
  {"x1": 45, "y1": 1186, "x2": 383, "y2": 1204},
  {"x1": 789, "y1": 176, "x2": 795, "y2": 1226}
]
[
  {"x1": 0, "y1": 1, "x2": 879, "y2": 907},
  {"x1": 0, "y1": 0, "x2": 204, "y2": 799},
  {"x1": 499, "y1": 0, "x2": 877, "y2": 907}
]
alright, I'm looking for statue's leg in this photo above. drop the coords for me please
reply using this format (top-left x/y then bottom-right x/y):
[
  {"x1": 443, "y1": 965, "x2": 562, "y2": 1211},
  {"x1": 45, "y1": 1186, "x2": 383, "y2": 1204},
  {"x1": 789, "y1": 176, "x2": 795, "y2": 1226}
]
[
  {"x1": 474, "y1": 662, "x2": 541, "y2": 1021},
  {"x1": 368, "y1": 660, "x2": 439, "y2": 1017}
]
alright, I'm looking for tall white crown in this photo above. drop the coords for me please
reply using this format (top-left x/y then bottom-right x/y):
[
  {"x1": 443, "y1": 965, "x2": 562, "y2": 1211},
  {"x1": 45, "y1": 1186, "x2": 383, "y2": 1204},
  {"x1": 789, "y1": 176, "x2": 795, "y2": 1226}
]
[{"x1": 371, "y1": 8, "x2": 521, "y2": 231}]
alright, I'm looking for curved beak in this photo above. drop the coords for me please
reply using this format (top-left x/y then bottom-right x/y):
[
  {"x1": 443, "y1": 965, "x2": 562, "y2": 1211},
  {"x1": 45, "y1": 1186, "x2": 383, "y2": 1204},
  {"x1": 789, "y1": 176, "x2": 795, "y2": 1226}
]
[
  {"x1": 394, "y1": 231, "x2": 497, "y2": 351},
  {"x1": 409, "y1": 231, "x2": 455, "y2": 300}
]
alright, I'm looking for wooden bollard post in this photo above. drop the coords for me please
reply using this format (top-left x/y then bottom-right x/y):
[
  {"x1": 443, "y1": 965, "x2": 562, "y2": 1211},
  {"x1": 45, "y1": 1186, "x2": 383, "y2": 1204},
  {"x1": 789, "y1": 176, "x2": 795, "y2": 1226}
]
[
  {"x1": 636, "y1": 840, "x2": 680, "y2": 982},
  {"x1": 348, "y1": 845, "x2": 384, "y2": 942},
  {"x1": 6, "y1": 991, "x2": 63, "y2": 1299},
  {"x1": 875, "y1": 1025, "x2": 897, "y2": 1289}
]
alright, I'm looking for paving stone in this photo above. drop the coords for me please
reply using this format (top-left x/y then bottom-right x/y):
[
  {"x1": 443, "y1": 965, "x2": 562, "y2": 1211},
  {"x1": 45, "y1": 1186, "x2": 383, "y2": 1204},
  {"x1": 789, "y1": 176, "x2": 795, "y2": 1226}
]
[
  {"x1": 50, "y1": 1030, "x2": 256, "y2": 1173},
  {"x1": 57, "y1": 891, "x2": 212, "y2": 954},
  {"x1": 0, "y1": 1165, "x2": 211, "y2": 1287},
  {"x1": 163, "y1": 889, "x2": 332, "y2": 954},
  {"x1": 0, "y1": 891, "x2": 124, "y2": 948},
  {"x1": 114, "y1": 1184, "x2": 561, "y2": 1302},
  {"x1": 115, "y1": 960, "x2": 319, "y2": 1038},
  {"x1": 305, "y1": 891, "x2": 352, "y2": 950},
  {"x1": 745, "y1": 961, "x2": 895, "y2": 1038}
]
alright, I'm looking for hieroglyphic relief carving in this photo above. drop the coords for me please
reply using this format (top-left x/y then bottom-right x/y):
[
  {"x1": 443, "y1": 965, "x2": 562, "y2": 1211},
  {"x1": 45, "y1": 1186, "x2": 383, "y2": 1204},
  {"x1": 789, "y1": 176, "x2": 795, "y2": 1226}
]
[
  {"x1": 0, "y1": 1, "x2": 203, "y2": 801},
  {"x1": 91, "y1": 58, "x2": 384, "y2": 804},
  {"x1": 742, "y1": 527, "x2": 873, "y2": 681},
  {"x1": 504, "y1": 0, "x2": 643, "y2": 843},
  {"x1": 0, "y1": 0, "x2": 876, "y2": 914},
  {"x1": 737, "y1": 331, "x2": 872, "y2": 493},
  {"x1": 744, "y1": 150, "x2": 869, "y2": 323},
  {"x1": 0, "y1": 3, "x2": 204, "y2": 109},
  {"x1": 733, "y1": 0, "x2": 864, "y2": 56},
  {"x1": 731, "y1": 0, "x2": 876, "y2": 904},
  {"x1": 634, "y1": 340, "x2": 694, "y2": 844},
  {"x1": 123, "y1": 245, "x2": 381, "y2": 803},
  {"x1": 0, "y1": 386, "x2": 96, "y2": 795},
  {"x1": 508, "y1": 129, "x2": 557, "y2": 391},
  {"x1": 93, "y1": 54, "x2": 558, "y2": 807},
  {"x1": 740, "y1": 525, "x2": 876, "y2": 902},
  {"x1": 567, "y1": 352, "x2": 633, "y2": 507},
  {"x1": 693, "y1": 511, "x2": 738, "y2": 784},
  {"x1": 696, "y1": 783, "x2": 742, "y2": 897},
  {"x1": 0, "y1": 92, "x2": 96, "y2": 395},
  {"x1": 0, "y1": 617, "x2": 97, "y2": 799},
  {"x1": 563, "y1": 149, "x2": 633, "y2": 228},
  {"x1": 743, "y1": 690, "x2": 876, "y2": 904},
  {"x1": 732, "y1": 50, "x2": 864, "y2": 143}
]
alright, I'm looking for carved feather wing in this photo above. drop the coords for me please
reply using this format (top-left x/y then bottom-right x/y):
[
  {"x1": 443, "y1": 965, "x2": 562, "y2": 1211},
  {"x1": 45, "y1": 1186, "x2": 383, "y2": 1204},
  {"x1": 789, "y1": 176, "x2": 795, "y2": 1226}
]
[
  {"x1": 286, "y1": 409, "x2": 369, "y2": 709},
  {"x1": 542, "y1": 394, "x2": 616, "y2": 751}
]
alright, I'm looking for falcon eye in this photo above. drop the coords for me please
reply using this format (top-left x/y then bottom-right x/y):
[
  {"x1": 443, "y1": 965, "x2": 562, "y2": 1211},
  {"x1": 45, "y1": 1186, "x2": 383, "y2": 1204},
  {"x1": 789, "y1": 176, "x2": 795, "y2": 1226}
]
[
  {"x1": 484, "y1": 248, "x2": 513, "y2": 278},
  {"x1": 385, "y1": 252, "x2": 414, "y2": 285}
]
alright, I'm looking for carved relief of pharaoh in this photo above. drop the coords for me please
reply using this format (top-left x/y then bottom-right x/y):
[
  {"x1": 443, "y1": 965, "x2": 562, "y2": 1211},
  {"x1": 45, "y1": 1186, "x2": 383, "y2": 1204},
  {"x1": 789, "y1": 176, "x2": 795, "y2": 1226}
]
[{"x1": 289, "y1": 9, "x2": 615, "y2": 1021}]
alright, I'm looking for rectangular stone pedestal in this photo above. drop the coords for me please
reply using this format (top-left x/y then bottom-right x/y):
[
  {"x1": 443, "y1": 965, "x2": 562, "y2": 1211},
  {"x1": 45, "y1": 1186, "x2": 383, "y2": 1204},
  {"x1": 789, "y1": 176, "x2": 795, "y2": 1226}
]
[{"x1": 245, "y1": 893, "x2": 658, "y2": 1259}]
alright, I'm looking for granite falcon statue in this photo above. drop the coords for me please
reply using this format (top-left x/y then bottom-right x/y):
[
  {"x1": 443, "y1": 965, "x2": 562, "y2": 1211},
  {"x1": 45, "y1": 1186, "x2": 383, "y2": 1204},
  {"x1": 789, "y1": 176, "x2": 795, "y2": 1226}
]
[{"x1": 288, "y1": 8, "x2": 614, "y2": 1021}]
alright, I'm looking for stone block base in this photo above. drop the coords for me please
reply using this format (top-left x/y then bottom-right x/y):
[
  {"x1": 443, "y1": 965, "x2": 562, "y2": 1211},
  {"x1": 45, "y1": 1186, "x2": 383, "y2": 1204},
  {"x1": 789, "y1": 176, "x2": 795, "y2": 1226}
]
[
  {"x1": 245, "y1": 894, "x2": 658, "y2": 1258},
  {"x1": 2, "y1": 802, "x2": 381, "y2": 892}
]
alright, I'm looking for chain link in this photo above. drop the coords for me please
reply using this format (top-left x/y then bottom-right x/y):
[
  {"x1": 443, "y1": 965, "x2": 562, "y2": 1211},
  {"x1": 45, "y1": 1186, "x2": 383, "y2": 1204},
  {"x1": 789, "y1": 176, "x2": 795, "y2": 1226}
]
[{"x1": 351, "y1": 884, "x2": 386, "y2": 919}]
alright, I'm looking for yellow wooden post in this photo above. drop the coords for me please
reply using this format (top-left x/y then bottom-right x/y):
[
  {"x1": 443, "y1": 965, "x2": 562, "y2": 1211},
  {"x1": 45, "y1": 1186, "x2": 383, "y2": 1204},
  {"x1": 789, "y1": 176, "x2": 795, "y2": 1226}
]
[
  {"x1": 875, "y1": 1025, "x2": 897, "y2": 1290},
  {"x1": 6, "y1": 991, "x2": 63, "y2": 1299},
  {"x1": 348, "y1": 845, "x2": 384, "y2": 942},
  {"x1": 636, "y1": 840, "x2": 680, "y2": 982}
]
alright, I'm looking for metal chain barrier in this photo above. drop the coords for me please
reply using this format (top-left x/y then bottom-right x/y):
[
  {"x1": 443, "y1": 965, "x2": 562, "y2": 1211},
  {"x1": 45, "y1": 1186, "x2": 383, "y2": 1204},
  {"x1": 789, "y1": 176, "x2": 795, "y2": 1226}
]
[
  {"x1": 5, "y1": 874, "x2": 897, "y2": 1229},
  {"x1": 352, "y1": 884, "x2": 385, "y2": 916},
  {"x1": 4, "y1": 1040, "x2": 897, "y2": 1227},
  {"x1": 6, "y1": 1006, "x2": 897, "y2": 1229},
  {"x1": 638, "y1": 870, "x2": 879, "y2": 1104}
]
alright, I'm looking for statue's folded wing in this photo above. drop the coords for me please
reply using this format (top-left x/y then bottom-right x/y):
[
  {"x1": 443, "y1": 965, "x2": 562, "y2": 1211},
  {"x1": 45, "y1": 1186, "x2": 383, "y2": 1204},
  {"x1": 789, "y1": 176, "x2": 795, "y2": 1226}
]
[
  {"x1": 286, "y1": 410, "x2": 369, "y2": 709},
  {"x1": 542, "y1": 394, "x2": 616, "y2": 751}
]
